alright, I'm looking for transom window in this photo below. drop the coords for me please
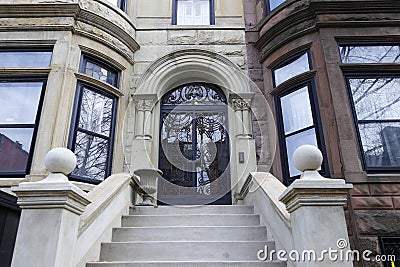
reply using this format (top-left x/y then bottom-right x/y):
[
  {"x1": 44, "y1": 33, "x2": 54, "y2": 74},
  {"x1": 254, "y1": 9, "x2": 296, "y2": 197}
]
[
  {"x1": 80, "y1": 55, "x2": 119, "y2": 87},
  {"x1": 341, "y1": 43, "x2": 400, "y2": 171},
  {"x1": 273, "y1": 50, "x2": 328, "y2": 184},
  {"x1": 273, "y1": 51, "x2": 311, "y2": 87},
  {"x1": 0, "y1": 50, "x2": 52, "y2": 68},
  {"x1": 172, "y1": 0, "x2": 215, "y2": 25},
  {"x1": 0, "y1": 80, "x2": 46, "y2": 176}
]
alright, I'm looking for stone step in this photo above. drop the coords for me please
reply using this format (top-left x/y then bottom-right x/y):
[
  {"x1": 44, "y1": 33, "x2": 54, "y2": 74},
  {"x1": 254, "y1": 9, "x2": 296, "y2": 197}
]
[
  {"x1": 87, "y1": 261, "x2": 285, "y2": 267},
  {"x1": 112, "y1": 226, "x2": 268, "y2": 242},
  {"x1": 130, "y1": 205, "x2": 254, "y2": 215},
  {"x1": 99, "y1": 241, "x2": 275, "y2": 262},
  {"x1": 121, "y1": 214, "x2": 260, "y2": 227}
]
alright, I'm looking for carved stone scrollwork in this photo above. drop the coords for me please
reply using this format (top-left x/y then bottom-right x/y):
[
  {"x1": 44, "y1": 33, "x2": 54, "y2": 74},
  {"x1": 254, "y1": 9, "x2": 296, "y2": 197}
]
[
  {"x1": 232, "y1": 98, "x2": 251, "y2": 111},
  {"x1": 135, "y1": 98, "x2": 155, "y2": 111}
]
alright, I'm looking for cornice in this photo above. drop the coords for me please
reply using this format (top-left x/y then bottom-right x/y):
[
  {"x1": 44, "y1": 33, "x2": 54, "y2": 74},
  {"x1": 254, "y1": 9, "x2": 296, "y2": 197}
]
[
  {"x1": 255, "y1": 0, "x2": 400, "y2": 57},
  {"x1": 0, "y1": 3, "x2": 139, "y2": 60}
]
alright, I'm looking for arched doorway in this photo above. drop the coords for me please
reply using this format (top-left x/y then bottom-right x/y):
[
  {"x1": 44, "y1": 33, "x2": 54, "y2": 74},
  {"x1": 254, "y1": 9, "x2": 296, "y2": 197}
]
[{"x1": 158, "y1": 83, "x2": 231, "y2": 205}]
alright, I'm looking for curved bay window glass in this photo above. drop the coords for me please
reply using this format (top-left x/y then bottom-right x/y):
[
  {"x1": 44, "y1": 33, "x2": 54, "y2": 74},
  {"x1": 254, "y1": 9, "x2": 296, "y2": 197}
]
[
  {"x1": 69, "y1": 84, "x2": 118, "y2": 183},
  {"x1": 273, "y1": 50, "x2": 328, "y2": 184},
  {"x1": 0, "y1": 80, "x2": 46, "y2": 176},
  {"x1": 172, "y1": 0, "x2": 215, "y2": 25},
  {"x1": 159, "y1": 83, "x2": 231, "y2": 205},
  {"x1": 347, "y1": 76, "x2": 400, "y2": 169},
  {"x1": 340, "y1": 44, "x2": 400, "y2": 64}
]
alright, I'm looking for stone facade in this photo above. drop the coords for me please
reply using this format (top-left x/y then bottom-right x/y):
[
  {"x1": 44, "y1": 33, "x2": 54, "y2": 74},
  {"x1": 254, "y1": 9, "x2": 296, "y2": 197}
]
[{"x1": 243, "y1": 0, "x2": 400, "y2": 266}]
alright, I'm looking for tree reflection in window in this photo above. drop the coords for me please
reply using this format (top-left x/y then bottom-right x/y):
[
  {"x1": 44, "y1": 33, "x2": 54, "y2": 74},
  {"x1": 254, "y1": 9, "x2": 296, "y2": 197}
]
[
  {"x1": 70, "y1": 85, "x2": 116, "y2": 182},
  {"x1": 340, "y1": 45, "x2": 400, "y2": 64},
  {"x1": 348, "y1": 77, "x2": 400, "y2": 168}
]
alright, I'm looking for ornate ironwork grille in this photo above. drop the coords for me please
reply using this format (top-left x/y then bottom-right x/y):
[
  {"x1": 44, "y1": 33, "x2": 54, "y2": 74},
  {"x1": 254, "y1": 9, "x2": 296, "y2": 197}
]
[
  {"x1": 158, "y1": 83, "x2": 231, "y2": 205},
  {"x1": 380, "y1": 237, "x2": 400, "y2": 267}
]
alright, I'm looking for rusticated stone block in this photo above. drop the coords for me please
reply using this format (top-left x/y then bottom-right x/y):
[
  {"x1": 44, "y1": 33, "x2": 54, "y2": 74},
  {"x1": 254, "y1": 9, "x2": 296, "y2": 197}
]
[
  {"x1": 351, "y1": 196, "x2": 393, "y2": 209},
  {"x1": 355, "y1": 210, "x2": 400, "y2": 235},
  {"x1": 358, "y1": 236, "x2": 381, "y2": 256},
  {"x1": 369, "y1": 184, "x2": 400, "y2": 196},
  {"x1": 393, "y1": 197, "x2": 400, "y2": 209},
  {"x1": 351, "y1": 184, "x2": 370, "y2": 196}
]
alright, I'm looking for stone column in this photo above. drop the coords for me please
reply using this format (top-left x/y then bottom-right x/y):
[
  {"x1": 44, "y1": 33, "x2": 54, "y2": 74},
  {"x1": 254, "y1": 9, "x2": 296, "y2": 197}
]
[
  {"x1": 11, "y1": 148, "x2": 90, "y2": 267},
  {"x1": 279, "y1": 145, "x2": 353, "y2": 267},
  {"x1": 134, "y1": 94, "x2": 157, "y2": 139},
  {"x1": 231, "y1": 95, "x2": 252, "y2": 138}
]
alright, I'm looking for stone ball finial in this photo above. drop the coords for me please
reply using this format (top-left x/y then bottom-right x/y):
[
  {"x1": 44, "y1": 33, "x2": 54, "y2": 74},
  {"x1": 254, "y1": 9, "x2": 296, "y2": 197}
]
[
  {"x1": 293, "y1": 145, "x2": 323, "y2": 172},
  {"x1": 45, "y1": 147, "x2": 77, "y2": 175}
]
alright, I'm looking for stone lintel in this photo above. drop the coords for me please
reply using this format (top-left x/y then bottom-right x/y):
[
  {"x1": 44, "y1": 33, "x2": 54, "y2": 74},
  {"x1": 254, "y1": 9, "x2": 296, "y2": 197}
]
[
  {"x1": 12, "y1": 181, "x2": 91, "y2": 215},
  {"x1": 279, "y1": 179, "x2": 353, "y2": 213}
]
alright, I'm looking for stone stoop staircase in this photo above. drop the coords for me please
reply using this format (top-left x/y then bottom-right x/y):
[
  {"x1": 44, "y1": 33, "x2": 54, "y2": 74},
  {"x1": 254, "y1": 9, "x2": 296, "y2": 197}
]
[{"x1": 87, "y1": 205, "x2": 286, "y2": 267}]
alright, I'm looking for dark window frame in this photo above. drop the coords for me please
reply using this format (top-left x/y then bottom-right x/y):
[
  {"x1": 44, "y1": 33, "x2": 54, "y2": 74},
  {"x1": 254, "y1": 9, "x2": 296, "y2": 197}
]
[
  {"x1": 172, "y1": 0, "x2": 215, "y2": 25},
  {"x1": 119, "y1": 0, "x2": 127, "y2": 12},
  {"x1": 68, "y1": 82, "x2": 118, "y2": 184},
  {"x1": 79, "y1": 54, "x2": 120, "y2": 88},
  {"x1": 275, "y1": 79, "x2": 330, "y2": 185},
  {"x1": 0, "y1": 78, "x2": 47, "y2": 177},
  {"x1": 345, "y1": 73, "x2": 400, "y2": 172}
]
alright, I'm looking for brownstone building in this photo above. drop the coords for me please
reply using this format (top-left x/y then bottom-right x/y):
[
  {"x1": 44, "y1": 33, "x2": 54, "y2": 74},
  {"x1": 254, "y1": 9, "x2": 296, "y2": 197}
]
[{"x1": 243, "y1": 0, "x2": 400, "y2": 265}]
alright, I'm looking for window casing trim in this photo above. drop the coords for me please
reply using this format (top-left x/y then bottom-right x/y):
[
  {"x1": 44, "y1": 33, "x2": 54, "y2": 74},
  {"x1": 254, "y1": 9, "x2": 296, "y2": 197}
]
[
  {"x1": 68, "y1": 82, "x2": 119, "y2": 184},
  {"x1": 172, "y1": 0, "x2": 215, "y2": 25},
  {"x1": 0, "y1": 78, "x2": 47, "y2": 177}
]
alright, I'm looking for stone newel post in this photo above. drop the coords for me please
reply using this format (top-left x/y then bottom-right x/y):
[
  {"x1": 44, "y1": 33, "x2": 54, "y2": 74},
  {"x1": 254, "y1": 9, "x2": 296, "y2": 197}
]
[
  {"x1": 11, "y1": 148, "x2": 91, "y2": 267},
  {"x1": 279, "y1": 145, "x2": 353, "y2": 267}
]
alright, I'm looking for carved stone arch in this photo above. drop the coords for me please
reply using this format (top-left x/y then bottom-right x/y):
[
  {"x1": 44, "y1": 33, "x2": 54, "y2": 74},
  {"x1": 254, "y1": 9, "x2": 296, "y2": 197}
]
[
  {"x1": 136, "y1": 48, "x2": 251, "y2": 97},
  {"x1": 130, "y1": 49, "x2": 257, "y2": 204}
]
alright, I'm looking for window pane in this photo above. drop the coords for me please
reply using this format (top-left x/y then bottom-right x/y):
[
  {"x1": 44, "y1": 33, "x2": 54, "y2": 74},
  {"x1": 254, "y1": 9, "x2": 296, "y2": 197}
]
[
  {"x1": 359, "y1": 123, "x2": 400, "y2": 168},
  {"x1": 349, "y1": 77, "x2": 400, "y2": 120},
  {"x1": 177, "y1": 0, "x2": 210, "y2": 25},
  {"x1": 286, "y1": 128, "x2": 318, "y2": 177},
  {"x1": 274, "y1": 53, "x2": 310, "y2": 87},
  {"x1": 0, "y1": 128, "x2": 33, "y2": 172},
  {"x1": 280, "y1": 86, "x2": 314, "y2": 134},
  {"x1": 0, "y1": 82, "x2": 43, "y2": 124},
  {"x1": 269, "y1": 0, "x2": 286, "y2": 11},
  {"x1": 83, "y1": 60, "x2": 118, "y2": 87},
  {"x1": 0, "y1": 51, "x2": 52, "y2": 67},
  {"x1": 340, "y1": 45, "x2": 400, "y2": 64},
  {"x1": 79, "y1": 88, "x2": 113, "y2": 136},
  {"x1": 72, "y1": 131, "x2": 109, "y2": 180}
]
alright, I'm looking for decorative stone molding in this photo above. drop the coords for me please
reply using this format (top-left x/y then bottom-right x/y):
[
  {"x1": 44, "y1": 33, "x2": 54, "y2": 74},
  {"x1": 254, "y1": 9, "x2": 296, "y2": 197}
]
[
  {"x1": 232, "y1": 97, "x2": 251, "y2": 111},
  {"x1": 0, "y1": 0, "x2": 139, "y2": 63},
  {"x1": 132, "y1": 94, "x2": 158, "y2": 139}
]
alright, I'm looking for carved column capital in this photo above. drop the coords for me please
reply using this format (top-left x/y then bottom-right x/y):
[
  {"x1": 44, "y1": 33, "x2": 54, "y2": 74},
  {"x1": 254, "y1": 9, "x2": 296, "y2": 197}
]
[{"x1": 132, "y1": 94, "x2": 158, "y2": 112}]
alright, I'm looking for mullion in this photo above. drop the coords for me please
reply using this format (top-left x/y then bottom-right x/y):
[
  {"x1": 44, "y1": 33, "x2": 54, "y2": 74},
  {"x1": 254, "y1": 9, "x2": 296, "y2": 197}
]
[
  {"x1": 0, "y1": 124, "x2": 35, "y2": 128},
  {"x1": 284, "y1": 125, "x2": 315, "y2": 138},
  {"x1": 77, "y1": 127, "x2": 110, "y2": 140},
  {"x1": 358, "y1": 120, "x2": 400, "y2": 124}
]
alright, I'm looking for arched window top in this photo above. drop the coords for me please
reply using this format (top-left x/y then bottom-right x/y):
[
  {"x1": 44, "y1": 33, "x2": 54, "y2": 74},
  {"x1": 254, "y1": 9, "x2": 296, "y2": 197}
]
[{"x1": 162, "y1": 83, "x2": 226, "y2": 105}]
